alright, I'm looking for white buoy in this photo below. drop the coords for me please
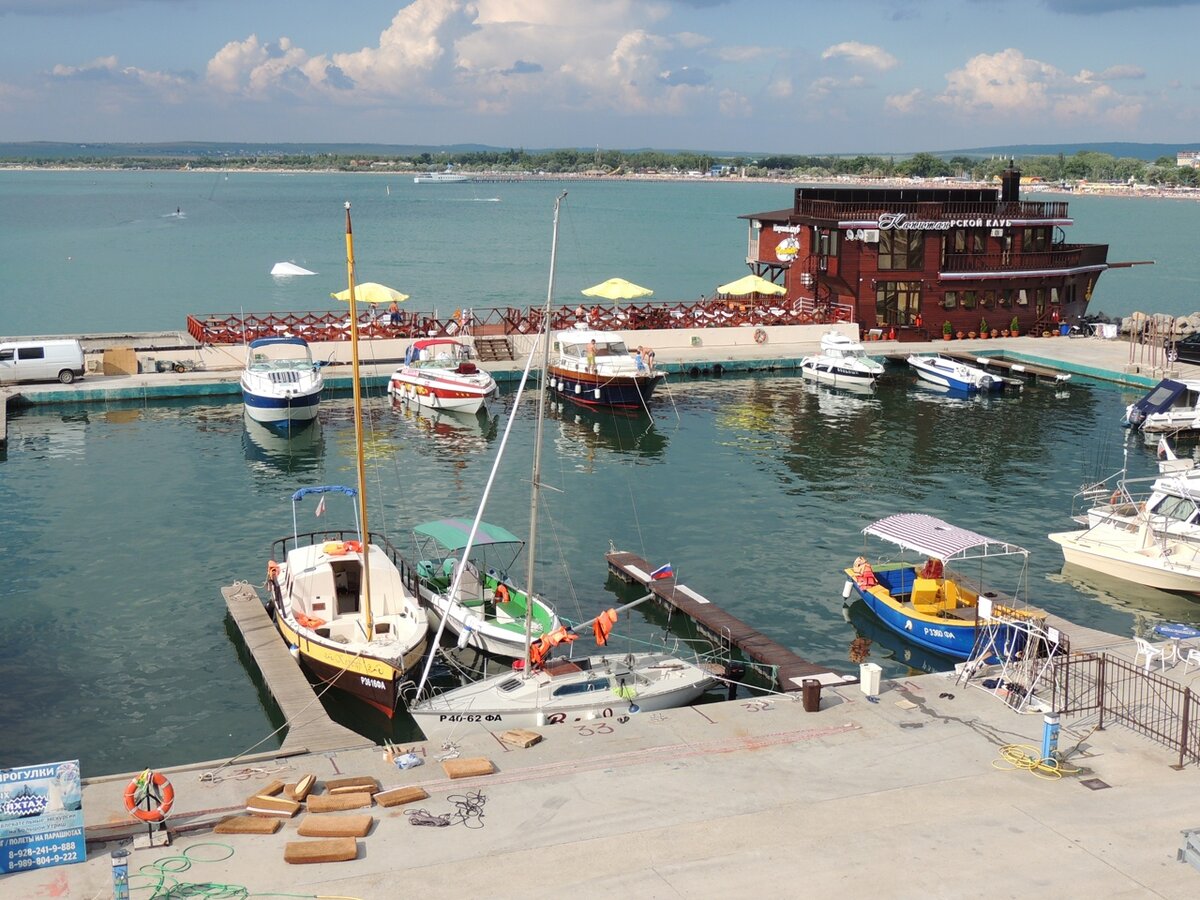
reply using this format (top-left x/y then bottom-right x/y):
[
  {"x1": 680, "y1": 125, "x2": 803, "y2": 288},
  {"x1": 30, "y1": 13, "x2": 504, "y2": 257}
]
[
  {"x1": 594, "y1": 388, "x2": 601, "y2": 399},
  {"x1": 842, "y1": 579, "x2": 853, "y2": 599},
  {"x1": 575, "y1": 384, "x2": 581, "y2": 394}
]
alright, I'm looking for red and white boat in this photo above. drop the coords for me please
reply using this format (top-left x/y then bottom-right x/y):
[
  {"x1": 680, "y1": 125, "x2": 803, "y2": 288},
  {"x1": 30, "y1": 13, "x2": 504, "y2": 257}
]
[{"x1": 389, "y1": 338, "x2": 497, "y2": 414}]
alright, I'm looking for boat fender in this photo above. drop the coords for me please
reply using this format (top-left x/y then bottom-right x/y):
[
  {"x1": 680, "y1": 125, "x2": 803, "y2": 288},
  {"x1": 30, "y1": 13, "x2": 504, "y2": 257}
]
[
  {"x1": 323, "y1": 541, "x2": 348, "y2": 555},
  {"x1": 713, "y1": 364, "x2": 723, "y2": 377},
  {"x1": 456, "y1": 615, "x2": 481, "y2": 650},
  {"x1": 754, "y1": 328, "x2": 767, "y2": 345},
  {"x1": 688, "y1": 366, "x2": 700, "y2": 378},
  {"x1": 593, "y1": 388, "x2": 601, "y2": 400},
  {"x1": 123, "y1": 770, "x2": 175, "y2": 823},
  {"x1": 842, "y1": 579, "x2": 853, "y2": 599}
]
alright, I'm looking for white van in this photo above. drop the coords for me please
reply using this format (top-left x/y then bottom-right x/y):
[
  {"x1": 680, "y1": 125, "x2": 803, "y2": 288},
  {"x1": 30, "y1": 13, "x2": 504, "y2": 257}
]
[{"x1": 0, "y1": 339, "x2": 86, "y2": 385}]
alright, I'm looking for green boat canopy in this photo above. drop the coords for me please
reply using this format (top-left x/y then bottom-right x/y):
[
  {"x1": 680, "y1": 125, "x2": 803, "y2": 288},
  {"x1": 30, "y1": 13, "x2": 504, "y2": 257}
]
[{"x1": 412, "y1": 518, "x2": 523, "y2": 551}]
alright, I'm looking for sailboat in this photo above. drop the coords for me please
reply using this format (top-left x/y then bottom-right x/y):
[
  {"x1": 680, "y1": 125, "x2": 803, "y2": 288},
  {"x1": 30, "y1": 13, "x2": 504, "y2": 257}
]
[
  {"x1": 263, "y1": 203, "x2": 429, "y2": 717},
  {"x1": 407, "y1": 192, "x2": 717, "y2": 730}
]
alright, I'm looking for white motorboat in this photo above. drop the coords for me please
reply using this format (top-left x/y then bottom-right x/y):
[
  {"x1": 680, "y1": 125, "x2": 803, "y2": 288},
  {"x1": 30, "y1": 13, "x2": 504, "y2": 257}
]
[
  {"x1": 240, "y1": 337, "x2": 323, "y2": 434},
  {"x1": 408, "y1": 193, "x2": 716, "y2": 730},
  {"x1": 410, "y1": 517, "x2": 561, "y2": 658},
  {"x1": 413, "y1": 170, "x2": 469, "y2": 183},
  {"x1": 262, "y1": 207, "x2": 429, "y2": 717},
  {"x1": 549, "y1": 329, "x2": 664, "y2": 409},
  {"x1": 907, "y1": 354, "x2": 1003, "y2": 393},
  {"x1": 800, "y1": 332, "x2": 884, "y2": 386},
  {"x1": 389, "y1": 338, "x2": 497, "y2": 414},
  {"x1": 1048, "y1": 526, "x2": 1200, "y2": 594},
  {"x1": 1123, "y1": 378, "x2": 1200, "y2": 436}
]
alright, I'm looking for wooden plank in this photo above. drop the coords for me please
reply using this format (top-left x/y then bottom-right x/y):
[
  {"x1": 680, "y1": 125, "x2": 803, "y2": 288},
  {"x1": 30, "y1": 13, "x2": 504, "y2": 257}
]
[
  {"x1": 375, "y1": 786, "x2": 429, "y2": 808},
  {"x1": 443, "y1": 757, "x2": 495, "y2": 779},
  {"x1": 297, "y1": 814, "x2": 374, "y2": 838},
  {"x1": 307, "y1": 792, "x2": 373, "y2": 812},
  {"x1": 214, "y1": 815, "x2": 282, "y2": 835},
  {"x1": 284, "y1": 838, "x2": 358, "y2": 865}
]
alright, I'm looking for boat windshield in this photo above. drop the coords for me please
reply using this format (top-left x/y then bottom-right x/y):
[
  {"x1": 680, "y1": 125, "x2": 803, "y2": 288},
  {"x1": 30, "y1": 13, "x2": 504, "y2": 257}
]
[{"x1": 1148, "y1": 494, "x2": 1200, "y2": 523}]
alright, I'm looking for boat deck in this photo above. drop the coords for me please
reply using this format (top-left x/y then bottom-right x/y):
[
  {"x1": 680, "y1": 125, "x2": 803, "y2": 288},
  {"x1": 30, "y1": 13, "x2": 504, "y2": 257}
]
[
  {"x1": 220, "y1": 581, "x2": 374, "y2": 756},
  {"x1": 606, "y1": 550, "x2": 854, "y2": 691}
]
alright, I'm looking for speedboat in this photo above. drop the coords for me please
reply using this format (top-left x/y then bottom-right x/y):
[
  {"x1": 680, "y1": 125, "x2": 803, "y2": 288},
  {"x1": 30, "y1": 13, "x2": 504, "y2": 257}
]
[
  {"x1": 240, "y1": 336, "x2": 323, "y2": 434},
  {"x1": 410, "y1": 518, "x2": 560, "y2": 658},
  {"x1": 548, "y1": 329, "x2": 664, "y2": 409},
  {"x1": 1123, "y1": 378, "x2": 1200, "y2": 437},
  {"x1": 413, "y1": 170, "x2": 469, "y2": 183},
  {"x1": 1048, "y1": 526, "x2": 1200, "y2": 594},
  {"x1": 389, "y1": 338, "x2": 497, "y2": 414},
  {"x1": 800, "y1": 332, "x2": 884, "y2": 386},
  {"x1": 843, "y1": 514, "x2": 1045, "y2": 660},
  {"x1": 907, "y1": 354, "x2": 1003, "y2": 393}
]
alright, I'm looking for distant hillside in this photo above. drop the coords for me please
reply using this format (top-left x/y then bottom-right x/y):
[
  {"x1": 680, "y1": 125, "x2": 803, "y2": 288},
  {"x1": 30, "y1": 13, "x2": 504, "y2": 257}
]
[{"x1": 0, "y1": 141, "x2": 501, "y2": 160}]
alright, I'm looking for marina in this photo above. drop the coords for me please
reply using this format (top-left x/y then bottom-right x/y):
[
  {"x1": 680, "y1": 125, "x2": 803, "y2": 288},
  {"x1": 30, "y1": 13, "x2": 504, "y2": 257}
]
[{"x1": 5, "y1": 172, "x2": 1200, "y2": 896}]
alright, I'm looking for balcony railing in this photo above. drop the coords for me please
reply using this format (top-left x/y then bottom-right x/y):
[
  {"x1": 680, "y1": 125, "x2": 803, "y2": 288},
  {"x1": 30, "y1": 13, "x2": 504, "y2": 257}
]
[
  {"x1": 940, "y1": 243, "x2": 1108, "y2": 275},
  {"x1": 794, "y1": 198, "x2": 1070, "y2": 223}
]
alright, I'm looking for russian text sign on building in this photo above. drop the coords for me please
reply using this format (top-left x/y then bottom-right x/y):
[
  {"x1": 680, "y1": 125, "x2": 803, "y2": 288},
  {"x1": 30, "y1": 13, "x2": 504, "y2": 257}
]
[{"x1": 0, "y1": 760, "x2": 85, "y2": 875}]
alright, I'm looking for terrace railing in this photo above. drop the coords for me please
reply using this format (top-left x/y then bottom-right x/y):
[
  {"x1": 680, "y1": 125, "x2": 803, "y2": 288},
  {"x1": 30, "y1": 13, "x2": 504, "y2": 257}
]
[{"x1": 794, "y1": 198, "x2": 1071, "y2": 223}]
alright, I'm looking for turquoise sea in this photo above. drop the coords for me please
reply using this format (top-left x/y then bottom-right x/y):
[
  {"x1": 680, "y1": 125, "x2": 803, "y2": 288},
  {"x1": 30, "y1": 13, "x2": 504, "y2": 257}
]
[{"x1": 2, "y1": 172, "x2": 1199, "y2": 777}]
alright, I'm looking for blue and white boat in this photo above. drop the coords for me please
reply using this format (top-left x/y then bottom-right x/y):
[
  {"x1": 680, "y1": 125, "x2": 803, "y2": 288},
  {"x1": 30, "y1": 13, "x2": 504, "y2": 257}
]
[
  {"x1": 240, "y1": 336, "x2": 323, "y2": 434},
  {"x1": 800, "y1": 331, "x2": 884, "y2": 386},
  {"x1": 842, "y1": 514, "x2": 1045, "y2": 661},
  {"x1": 549, "y1": 329, "x2": 664, "y2": 410},
  {"x1": 906, "y1": 354, "x2": 1003, "y2": 393}
]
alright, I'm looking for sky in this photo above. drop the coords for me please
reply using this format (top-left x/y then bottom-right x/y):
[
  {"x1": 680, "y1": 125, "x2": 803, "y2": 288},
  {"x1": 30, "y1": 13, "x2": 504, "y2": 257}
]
[{"x1": 0, "y1": 0, "x2": 1198, "y2": 154}]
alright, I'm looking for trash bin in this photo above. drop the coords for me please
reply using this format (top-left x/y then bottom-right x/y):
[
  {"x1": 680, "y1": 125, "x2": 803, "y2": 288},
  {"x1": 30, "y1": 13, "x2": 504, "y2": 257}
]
[
  {"x1": 1059, "y1": 323, "x2": 1070, "y2": 336},
  {"x1": 802, "y1": 678, "x2": 821, "y2": 712},
  {"x1": 859, "y1": 662, "x2": 882, "y2": 697}
]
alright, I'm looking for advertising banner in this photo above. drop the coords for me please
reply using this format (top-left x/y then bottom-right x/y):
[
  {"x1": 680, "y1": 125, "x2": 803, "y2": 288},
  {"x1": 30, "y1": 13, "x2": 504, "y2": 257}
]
[{"x1": 0, "y1": 760, "x2": 85, "y2": 875}]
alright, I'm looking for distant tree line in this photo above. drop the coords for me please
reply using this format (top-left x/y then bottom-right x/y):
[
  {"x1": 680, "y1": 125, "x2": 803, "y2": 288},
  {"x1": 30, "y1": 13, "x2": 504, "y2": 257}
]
[{"x1": 4, "y1": 147, "x2": 1197, "y2": 185}]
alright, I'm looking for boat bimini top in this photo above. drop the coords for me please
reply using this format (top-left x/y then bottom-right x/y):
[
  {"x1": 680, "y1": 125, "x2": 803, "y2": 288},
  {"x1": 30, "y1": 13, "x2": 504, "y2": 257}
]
[{"x1": 862, "y1": 514, "x2": 1029, "y2": 564}]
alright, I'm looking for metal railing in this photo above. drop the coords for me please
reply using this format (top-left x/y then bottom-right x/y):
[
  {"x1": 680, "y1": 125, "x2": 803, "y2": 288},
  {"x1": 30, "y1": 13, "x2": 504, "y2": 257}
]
[
  {"x1": 1052, "y1": 652, "x2": 1199, "y2": 768},
  {"x1": 794, "y1": 198, "x2": 1071, "y2": 222}
]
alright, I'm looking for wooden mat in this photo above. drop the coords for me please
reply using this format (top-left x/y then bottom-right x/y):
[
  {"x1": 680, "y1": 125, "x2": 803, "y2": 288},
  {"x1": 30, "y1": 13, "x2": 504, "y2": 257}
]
[
  {"x1": 442, "y1": 757, "x2": 495, "y2": 779},
  {"x1": 283, "y1": 774, "x2": 317, "y2": 803},
  {"x1": 325, "y1": 776, "x2": 380, "y2": 795},
  {"x1": 297, "y1": 814, "x2": 373, "y2": 838},
  {"x1": 246, "y1": 795, "x2": 301, "y2": 817},
  {"x1": 375, "y1": 786, "x2": 429, "y2": 809},
  {"x1": 214, "y1": 815, "x2": 282, "y2": 835},
  {"x1": 284, "y1": 837, "x2": 358, "y2": 865},
  {"x1": 307, "y1": 791, "x2": 373, "y2": 812}
]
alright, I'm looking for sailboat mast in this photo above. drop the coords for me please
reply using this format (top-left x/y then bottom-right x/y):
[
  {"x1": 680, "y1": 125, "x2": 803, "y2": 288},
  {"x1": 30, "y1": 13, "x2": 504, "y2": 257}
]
[
  {"x1": 523, "y1": 190, "x2": 567, "y2": 672},
  {"x1": 343, "y1": 202, "x2": 373, "y2": 637}
]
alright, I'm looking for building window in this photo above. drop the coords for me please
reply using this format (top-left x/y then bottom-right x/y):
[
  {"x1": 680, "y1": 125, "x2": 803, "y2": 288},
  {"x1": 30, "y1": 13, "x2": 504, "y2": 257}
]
[
  {"x1": 981, "y1": 289, "x2": 995, "y2": 308},
  {"x1": 942, "y1": 291, "x2": 957, "y2": 309},
  {"x1": 878, "y1": 230, "x2": 922, "y2": 270},
  {"x1": 950, "y1": 228, "x2": 986, "y2": 254},
  {"x1": 875, "y1": 281, "x2": 922, "y2": 326},
  {"x1": 816, "y1": 228, "x2": 839, "y2": 258},
  {"x1": 999, "y1": 289, "x2": 1013, "y2": 308},
  {"x1": 961, "y1": 290, "x2": 977, "y2": 310},
  {"x1": 1017, "y1": 289, "x2": 1029, "y2": 306},
  {"x1": 1023, "y1": 227, "x2": 1050, "y2": 252}
]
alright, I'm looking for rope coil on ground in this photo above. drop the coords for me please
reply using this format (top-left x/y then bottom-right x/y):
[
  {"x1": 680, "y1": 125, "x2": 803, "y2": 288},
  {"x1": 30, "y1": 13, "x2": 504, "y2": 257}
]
[{"x1": 992, "y1": 744, "x2": 1082, "y2": 780}]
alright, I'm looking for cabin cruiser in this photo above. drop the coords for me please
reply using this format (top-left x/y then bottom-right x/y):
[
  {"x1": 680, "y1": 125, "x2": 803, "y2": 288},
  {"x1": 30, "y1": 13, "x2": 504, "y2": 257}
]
[
  {"x1": 549, "y1": 329, "x2": 664, "y2": 409},
  {"x1": 800, "y1": 332, "x2": 884, "y2": 386},
  {"x1": 1123, "y1": 379, "x2": 1200, "y2": 438}
]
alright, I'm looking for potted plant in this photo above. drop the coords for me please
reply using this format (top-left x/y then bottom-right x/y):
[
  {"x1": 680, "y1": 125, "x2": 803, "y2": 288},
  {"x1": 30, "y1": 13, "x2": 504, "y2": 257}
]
[
  {"x1": 1010, "y1": 315, "x2": 1020, "y2": 337},
  {"x1": 943, "y1": 321, "x2": 953, "y2": 340},
  {"x1": 979, "y1": 317, "x2": 990, "y2": 339}
]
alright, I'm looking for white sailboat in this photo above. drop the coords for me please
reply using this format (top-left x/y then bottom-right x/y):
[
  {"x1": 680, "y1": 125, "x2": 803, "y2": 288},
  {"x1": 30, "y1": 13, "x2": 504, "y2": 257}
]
[
  {"x1": 408, "y1": 192, "x2": 717, "y2": 730},
  {"x1": 263, "y1": 204, "x2": 429, "y2": 716}
]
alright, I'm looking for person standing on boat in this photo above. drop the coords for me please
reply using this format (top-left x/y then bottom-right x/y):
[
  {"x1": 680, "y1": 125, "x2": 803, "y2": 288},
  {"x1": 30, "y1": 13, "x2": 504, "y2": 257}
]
[
  {"x1": 388, "y1": 300, "x2": 401, "y2": 326},
  {"x1": 587, "y1": 339, "x2": 598, "y2": 373}
]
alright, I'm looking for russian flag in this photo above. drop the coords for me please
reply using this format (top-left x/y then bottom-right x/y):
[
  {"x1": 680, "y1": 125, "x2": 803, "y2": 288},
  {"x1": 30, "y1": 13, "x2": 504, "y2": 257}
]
[{"x1": 650, "y1": 562, "x2": 673, "y2": 581}]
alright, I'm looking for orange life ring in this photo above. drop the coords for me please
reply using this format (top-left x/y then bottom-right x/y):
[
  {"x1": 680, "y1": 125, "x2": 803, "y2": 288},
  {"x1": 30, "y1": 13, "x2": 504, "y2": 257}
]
[
  {"x1": 295, "y1": 612, "x2": 327, "y2": 630},
  {"x1": 754, "y1": 328, "x2": 768, "y2": 345},
  {"x1": 343, "y1": 540, "x2": 363, "y2": 553},
  {"x1": 494, "y1": 583, "x2": 511, "y2": 604},
  {"x1": 123, "y1": 770, "x2": 175, "y2": 823}
]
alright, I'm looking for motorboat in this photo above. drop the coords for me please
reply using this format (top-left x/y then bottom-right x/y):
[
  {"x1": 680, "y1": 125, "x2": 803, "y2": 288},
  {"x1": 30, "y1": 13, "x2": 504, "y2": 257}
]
[
  {"x1": 389, "y1": 338, "x2": 497, "y2": 414},
  {"x1": 1122, "y1": 378, "x2": 1200, "y2": 437},
  {"x1": 410, "y1": 518, "x2": 560, "y2": 658},
  {"x1": 413, "y1": 170, "x2": 469, "y2": 184},
  {"x1": 843, "y1": 514, "x2": 1045, "y2": 660},
  {"x1": 240, "y1": 336, "x2": 323, "y2": 434},
  {"x1": 548, "y1": 329, "x2": 664, "y2": 409},
  {"x1": 906, "y1": 354, "x2": 1003, "y2": 393},
  {"x1": 408, "y1": 193, "x2": 716, "y2": 730},
  {"x1": 800, "y1": 332, "x2": 884, "y2": 386},
  {"x1": 1048, "y1": 526, "x2": 1200, "y2": 594},
  {"x1": 262, "y1": 208, "x2": 429, "y2": 717}
]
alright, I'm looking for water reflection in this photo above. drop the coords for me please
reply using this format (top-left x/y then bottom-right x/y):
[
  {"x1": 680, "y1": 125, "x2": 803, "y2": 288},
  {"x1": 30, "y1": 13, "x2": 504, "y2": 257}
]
[
  {"x1": 1050, "y1": 562, "x2": 1200, "y2": 632},
  {"x1": 242, "y1": 411, "x2": 325, "y2": 476},
  {"x1": 7, "y1": 411, "x2": 89, "y2": 460},
  {"x1": 546, "y1": 400, "x2": 668, "y2": 467},
  {"x1": 391, "y1": 398, "x2": 497, "y2": 458},
  {"x1": 842, "y1": 600, "x2": 957, "y2": 676}
]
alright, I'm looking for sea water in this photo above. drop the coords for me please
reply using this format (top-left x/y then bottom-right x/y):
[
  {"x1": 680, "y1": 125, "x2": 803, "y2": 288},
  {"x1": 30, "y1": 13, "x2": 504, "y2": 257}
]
[{"x1": 1, "y1": 172, "x2": 1198, "y2": 776}]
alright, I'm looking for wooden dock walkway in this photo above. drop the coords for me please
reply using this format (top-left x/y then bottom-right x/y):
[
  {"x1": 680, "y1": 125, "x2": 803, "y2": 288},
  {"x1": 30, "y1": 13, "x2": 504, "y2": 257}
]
[
  {"x1": 606, "y1": 550, "x2": 855, "y2": 691},
  {"x1": 221, "y1": 581, "x2": 374, "y2": 756}
]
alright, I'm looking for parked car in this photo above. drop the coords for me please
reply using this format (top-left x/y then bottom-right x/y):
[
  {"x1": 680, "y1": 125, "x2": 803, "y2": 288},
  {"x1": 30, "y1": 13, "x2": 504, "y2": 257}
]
[
  {"x1": 0, "y1": 339, "x2": 86, "y2": 384},
  {"x1": 1169, "y1": 333, "x2": 1200, "y2": 365}
]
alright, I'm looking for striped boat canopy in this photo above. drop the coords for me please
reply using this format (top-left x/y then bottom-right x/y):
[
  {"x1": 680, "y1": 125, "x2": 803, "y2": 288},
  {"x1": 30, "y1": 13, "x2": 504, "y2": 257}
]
[
  {"x1": 862, "y1": 514, "x2": 1028, "y2": 562},
  {"x1": 412, "y1": 518, "x2": 523, "y2": 552}
]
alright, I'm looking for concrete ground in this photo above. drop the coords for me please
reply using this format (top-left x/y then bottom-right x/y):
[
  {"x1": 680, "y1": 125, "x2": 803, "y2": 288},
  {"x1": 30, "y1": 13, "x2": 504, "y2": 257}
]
[{"x1": 9, "y1": 651, "x2": 1199, "y2": 900}]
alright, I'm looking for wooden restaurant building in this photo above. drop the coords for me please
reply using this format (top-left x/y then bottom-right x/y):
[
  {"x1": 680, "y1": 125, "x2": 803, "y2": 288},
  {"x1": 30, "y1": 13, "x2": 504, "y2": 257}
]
[{"x1": 740, "y1": 166, "x2": 1110, "y2": 338}]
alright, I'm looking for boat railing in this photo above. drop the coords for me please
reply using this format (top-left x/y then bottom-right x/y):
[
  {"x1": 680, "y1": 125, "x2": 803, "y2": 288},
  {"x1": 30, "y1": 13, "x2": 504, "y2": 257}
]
[{"x1": 271, "y1": 530, "x2": 419, "y2": 587}]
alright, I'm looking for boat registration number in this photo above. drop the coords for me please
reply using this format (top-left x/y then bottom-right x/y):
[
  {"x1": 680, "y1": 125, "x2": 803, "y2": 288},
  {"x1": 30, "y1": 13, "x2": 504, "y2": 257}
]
[
  {"x1": 922, "y1": 627, "x2": 956, "y2": 640},
  {"x1": 360, "y1": 676, "x2": 386, "y2": 691},
  {"x1": 438, "y1": 714, "x2": 503, "y2": 723}
]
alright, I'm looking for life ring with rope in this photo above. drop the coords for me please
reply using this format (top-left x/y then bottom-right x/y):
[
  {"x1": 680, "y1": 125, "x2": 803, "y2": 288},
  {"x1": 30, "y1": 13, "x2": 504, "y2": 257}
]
[
  {"x1": 123, "y1": 769, "x2": 175, "y2": 823},
  {"x1": 494, "y1": 583, "x2": 511, "y2": 604},
  {"x1": 754, "y1": 328, "x2": 768, "y2": 345}
]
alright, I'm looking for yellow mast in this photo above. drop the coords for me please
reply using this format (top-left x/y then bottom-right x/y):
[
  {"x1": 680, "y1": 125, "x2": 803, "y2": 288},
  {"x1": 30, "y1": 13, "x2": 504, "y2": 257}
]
[{"x1": 343, "y1": 202, "x2": 373, "y2": 637}]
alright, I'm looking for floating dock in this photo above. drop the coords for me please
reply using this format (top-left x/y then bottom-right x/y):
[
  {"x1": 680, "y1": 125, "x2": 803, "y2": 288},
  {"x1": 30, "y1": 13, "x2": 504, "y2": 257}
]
[
  {"x1": 606, "y1": 549, "x2": 855, "y2": 691},
  {"x1": 881, "y1": 348, "x2": 1073, "y2": 384}
]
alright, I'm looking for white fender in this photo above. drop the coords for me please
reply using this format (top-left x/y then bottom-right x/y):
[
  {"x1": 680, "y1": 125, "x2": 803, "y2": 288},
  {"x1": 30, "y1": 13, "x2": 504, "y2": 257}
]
[{"x1": 842, "y1": 579, "x2": 853, "y2": 599}]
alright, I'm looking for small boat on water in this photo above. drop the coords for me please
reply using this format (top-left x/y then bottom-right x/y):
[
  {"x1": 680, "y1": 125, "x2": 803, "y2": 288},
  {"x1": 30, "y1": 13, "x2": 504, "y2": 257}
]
[
  {"x1": 240, "y1": 336, "x2": 323, "y2": 434},
  {"x1": 1122, "y1": 378, "x2": 1200, "y2": 437},
  {"x1": 410, "y1": 517, "x2": 560, "y2": 658},
  {"x1": 388, "y1": 338, "x2": 497, "y2": 414},
  {"x1": 549, "y1": 329, "x2": 664, "y2": 409},
  {"x1": 800, "y1": 331, "x2": 884, "y2": 386},
  {"x1": 843, "y1": 514, "x2": 1045, "y2": 660},
  {"x1": 907, "y1": 354, "x2": 1004, "y2": 393},
  {"x1": 413, "y1": 170, "x2": 469, "y2": 184}
]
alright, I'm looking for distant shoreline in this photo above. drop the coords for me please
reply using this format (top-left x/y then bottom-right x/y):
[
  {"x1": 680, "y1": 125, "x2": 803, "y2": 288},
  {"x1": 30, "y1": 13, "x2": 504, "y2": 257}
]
[{"x1": 2, "y1": 164, "x2": 1198, "y2": 201}]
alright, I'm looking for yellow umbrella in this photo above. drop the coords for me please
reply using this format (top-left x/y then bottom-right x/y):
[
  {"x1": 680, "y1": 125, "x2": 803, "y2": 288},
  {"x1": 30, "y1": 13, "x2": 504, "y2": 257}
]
[
  {"x1": 717, "y1": 274, "x2": 786, "y2": 297},
  {"x1": 581, "y1": 277, "x2": 654, "y2": 301},
  {"x1": 331, "y1": 282, "x2": 409, "y2": 305}
]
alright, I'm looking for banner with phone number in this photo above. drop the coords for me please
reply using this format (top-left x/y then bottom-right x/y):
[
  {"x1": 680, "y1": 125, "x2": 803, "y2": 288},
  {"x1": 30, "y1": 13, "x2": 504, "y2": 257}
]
[{"x1": 0, "y1": 760, "x2": 85, "y2": 875}]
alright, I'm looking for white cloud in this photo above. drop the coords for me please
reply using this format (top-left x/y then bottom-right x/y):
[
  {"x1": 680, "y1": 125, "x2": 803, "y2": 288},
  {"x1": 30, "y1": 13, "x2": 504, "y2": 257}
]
[
  {"x1": 1077, "y1": 64, "x2": 1146, "y2": 82},
  {"x1": 766, "y1": 75, "x2": 792, "y2": 99},
  {"x1": 821, "y1": 41, "x2": 897, "y2": 71},
  {"x1": 807, "y1": 74, "x2": 866, "y2": 100},
  {"x1": 712, "y1": 44, "x2": 783, "y2": 63},
  {"x1": 51, "y1": 55, "x2": 189, "y2": 93},
  {"x1": 884, "y1": 88, "x2": 922, "y2": 113}
]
